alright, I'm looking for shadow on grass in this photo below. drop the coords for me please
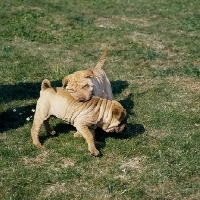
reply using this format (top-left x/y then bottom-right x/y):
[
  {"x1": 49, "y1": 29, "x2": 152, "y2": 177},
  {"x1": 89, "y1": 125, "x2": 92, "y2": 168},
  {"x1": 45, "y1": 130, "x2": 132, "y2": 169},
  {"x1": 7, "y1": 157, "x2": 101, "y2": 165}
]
[
  {"x1": 0, "y1": 80, "x2": 62, "y2": 133},
  {"x1": 95, "y1": 123, "x2": 145, "y2": 142},
  {"x1": 111, "y1": 80, "x2": 129, "y2": 95},
  {"x1": 119, "y1": 94, "x2": 135, "y2": 117},
  {"x1": 0, "y1": 80, "x2": 129, "y2": 103},
  {"x1": 0, "y1": 104, "x2": 36, "y2": 133},
  {"x1": 89, "y1": 123, "x2": 145, "y2": 157},
  {"x1": 37, "y1": 122, "x2": 145, "y2": 157},
  {"x1": 0, "y1": 80, "x2": 61, "y2": 103},
  {"x1": 39, "y1": 123, "x2": 76, "y2": 145}
]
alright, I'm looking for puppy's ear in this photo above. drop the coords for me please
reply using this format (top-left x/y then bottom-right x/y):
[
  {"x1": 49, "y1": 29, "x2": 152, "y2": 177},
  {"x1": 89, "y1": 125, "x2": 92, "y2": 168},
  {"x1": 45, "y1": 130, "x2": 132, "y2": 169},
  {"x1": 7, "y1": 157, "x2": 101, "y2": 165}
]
[
  {"x1": 83, "y1": 69, "x2": 94, "y2": 78},
  {"x1": 112, "y1": 102, "x2": 122, "y2": 119},
  {"x1": 62, "y1": 76, "x2": 70, "y2": 87},
  {"x1": 112, "y1": 101, "x2": 127, "y2": 120},
  {"x1": 112, "y1": 106, "x2": 121, "y2": 119}
]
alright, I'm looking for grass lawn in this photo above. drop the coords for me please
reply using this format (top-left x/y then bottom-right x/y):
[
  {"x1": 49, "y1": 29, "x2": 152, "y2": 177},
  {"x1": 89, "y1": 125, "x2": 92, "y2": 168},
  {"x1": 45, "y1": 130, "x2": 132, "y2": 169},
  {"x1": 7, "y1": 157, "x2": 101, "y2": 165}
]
[{"x1": 1, "y1": 0, "x2": 200, "y2": 199}]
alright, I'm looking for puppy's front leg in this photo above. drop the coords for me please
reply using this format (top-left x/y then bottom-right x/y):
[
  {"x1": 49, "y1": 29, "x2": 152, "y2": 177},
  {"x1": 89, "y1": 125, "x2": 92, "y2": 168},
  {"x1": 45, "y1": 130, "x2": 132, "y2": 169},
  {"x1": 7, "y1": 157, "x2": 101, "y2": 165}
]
[
  {"x1": 74, "y1": 131, "x2": 83, "y2": 138},
  {"x1": 75, "y1": 124, "x2": 99, "y2": 156}
]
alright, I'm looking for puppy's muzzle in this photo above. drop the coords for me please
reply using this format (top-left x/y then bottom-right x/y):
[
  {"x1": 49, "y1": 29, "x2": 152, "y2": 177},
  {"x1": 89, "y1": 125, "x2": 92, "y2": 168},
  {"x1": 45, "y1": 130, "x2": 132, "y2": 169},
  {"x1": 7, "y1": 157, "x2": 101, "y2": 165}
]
[
  {"x1": 79, "y1": 97, "x2": 86, "y2": 102},
  {"x1": 115, "y1": 122, "x2": 127, "y2": 133}
]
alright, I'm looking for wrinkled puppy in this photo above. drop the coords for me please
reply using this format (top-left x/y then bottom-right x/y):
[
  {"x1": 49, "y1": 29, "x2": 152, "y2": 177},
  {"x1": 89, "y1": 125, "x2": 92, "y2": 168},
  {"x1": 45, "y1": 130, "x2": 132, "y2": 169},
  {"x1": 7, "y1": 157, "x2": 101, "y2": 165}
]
[
  {"x1": 31, "y1": 79, "x2": 126, "y2": 156},
  {"x1": 62, "y1": 47, "x2": 114, "y2": 101}
]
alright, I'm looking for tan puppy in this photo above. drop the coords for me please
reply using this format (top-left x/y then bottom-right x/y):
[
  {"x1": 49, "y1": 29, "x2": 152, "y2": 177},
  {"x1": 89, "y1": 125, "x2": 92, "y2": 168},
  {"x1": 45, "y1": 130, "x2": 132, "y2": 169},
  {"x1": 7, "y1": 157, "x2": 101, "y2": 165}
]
[
  {"x1": 31, "y1": 79, "x2": 126, "y2": 156},
  {"x1": 62, "y1": 47, "x2": 114, "y2": 101}
]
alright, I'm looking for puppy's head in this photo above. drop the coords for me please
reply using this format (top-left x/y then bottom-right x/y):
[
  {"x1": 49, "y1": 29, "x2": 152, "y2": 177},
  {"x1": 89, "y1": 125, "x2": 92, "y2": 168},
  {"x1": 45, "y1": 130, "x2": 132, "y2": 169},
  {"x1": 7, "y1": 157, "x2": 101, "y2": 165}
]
[
  {"x1": 103, "y1": 101, "x2": 127, "y2": 133},
  {"x1": 62, "y1": 69, "x2": 94, "y2": 102}
]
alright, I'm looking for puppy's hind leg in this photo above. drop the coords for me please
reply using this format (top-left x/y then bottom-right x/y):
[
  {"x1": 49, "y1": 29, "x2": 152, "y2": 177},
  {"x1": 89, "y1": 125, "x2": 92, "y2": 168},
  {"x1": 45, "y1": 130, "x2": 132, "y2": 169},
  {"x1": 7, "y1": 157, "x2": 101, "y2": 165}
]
[
  {"x1": 31, "y1": 117, "x2": 44, "y2": 149},
  {"x1": 43, "y1": 118, "x2": 56, "y2": 135}
]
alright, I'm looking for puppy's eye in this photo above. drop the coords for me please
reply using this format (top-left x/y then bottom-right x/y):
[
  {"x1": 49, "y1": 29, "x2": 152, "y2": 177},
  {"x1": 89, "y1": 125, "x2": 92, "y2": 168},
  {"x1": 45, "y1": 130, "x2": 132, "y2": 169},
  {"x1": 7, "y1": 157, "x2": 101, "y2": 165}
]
[{"x1": 82, "y1": 84, "x2": 89, "y2": 89}]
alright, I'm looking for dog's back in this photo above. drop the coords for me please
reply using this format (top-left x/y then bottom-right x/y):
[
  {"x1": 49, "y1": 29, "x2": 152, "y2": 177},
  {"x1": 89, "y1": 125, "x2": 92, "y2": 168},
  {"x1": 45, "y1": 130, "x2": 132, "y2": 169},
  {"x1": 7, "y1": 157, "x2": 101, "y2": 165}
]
[{"x1": 90, "y1": 68, "x2": 113, "y2": 100}]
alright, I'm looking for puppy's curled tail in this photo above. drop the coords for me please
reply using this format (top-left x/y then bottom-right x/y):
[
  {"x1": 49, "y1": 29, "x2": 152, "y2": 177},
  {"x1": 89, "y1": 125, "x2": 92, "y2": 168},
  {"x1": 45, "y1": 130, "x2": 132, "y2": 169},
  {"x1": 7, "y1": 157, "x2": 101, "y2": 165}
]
[
  {"x1": 95, "y1": 46, "x2": 108, "y2": 69},
  {"x1": 41, "y1": 79, "x2": 52, "y2": 91}
]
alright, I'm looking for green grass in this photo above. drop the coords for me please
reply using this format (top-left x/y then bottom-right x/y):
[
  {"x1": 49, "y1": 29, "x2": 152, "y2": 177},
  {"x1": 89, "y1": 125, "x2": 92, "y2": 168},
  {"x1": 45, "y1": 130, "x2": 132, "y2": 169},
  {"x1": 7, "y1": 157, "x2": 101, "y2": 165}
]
[{"x1": 1, "y1": 0, "x2": 200, "y2": 199}]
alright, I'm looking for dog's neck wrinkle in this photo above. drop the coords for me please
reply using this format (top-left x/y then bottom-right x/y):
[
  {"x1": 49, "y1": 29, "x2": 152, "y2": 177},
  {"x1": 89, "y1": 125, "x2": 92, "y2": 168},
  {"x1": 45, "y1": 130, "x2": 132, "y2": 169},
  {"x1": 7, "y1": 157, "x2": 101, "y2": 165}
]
[
  {"x1": 80, "y1": 97, "x2": 113, "y2": 129},
  {"x1": 74, "y1": 97, "x2": 99, "y2": 116},
  {"x1": 102, "y1": 100, "x2": 113, "y2": 129},
  {"x1": 90, "y1": 99, "x2": 113, "y2": 130},
  {"x1": 96, "y1": 99, "x2": 109, "y2": 121}
]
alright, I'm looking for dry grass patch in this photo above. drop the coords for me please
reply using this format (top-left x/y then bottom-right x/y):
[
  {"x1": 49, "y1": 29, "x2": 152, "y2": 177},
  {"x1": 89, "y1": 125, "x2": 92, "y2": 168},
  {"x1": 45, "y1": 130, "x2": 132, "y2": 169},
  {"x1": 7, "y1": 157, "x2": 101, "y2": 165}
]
[
  {"x1": 128, "y1": 31, "x2": 165, "y2": 50},
  {"x1": 23, "y1": 151, "x2": 48, "y2": 167},
  {"x1": 61, "y1": 158, "x2": 74, "y2": 168},
  {"x1": 120, "y1": 156, "x2": 147, "y2": 172},
  {"x1": 148, "y1": 129, "x2": 170, "y2": 139},
  {"x1": 121, "y1": 15, "x2": 151, "y2": 27},
  {"x1": 40, "y1": 182, "x2": 68, "y2": 198},
  {"x1": 166, "y1": 76, "x2": 200, "y2": 94},
  {"x1": 145, "y1": 179, "x2": 183, "y2": 200},
  {"x1": 94, "y1": 17, "x2": 118, "y2": 29}
]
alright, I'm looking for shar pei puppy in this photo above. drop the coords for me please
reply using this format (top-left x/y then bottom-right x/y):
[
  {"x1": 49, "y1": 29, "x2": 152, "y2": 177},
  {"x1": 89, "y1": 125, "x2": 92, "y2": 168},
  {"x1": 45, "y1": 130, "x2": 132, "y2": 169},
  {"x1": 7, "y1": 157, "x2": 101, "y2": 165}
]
[
  {"x1": 62, "y1": 47, "x2": 114, "y2": 102},
  {"x1": 31, "y1": 79, "x2": 126, "y2": 156}
]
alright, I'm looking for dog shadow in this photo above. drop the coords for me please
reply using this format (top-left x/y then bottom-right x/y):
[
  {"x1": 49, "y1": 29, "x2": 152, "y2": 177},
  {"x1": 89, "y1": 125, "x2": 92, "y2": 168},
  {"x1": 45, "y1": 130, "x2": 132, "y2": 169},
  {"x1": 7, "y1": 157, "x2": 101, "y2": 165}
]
[
  {"x1": 38, "y1": 122, "x2": 145, "y2": 157},
  {"x1": 92, "y1": 123, "x2": 145, "y2": 157},
  {"x1": 111, "y1": 80, "x2": 129, "y2": 95},
  {"x1": 0, "y1": 80, "x2": 61, "y2": 104},
  {"x1": 39, "y1": 122, "x2": 76, "y2": 145},
  {"x1": 0, "y1": 104, "x2": 36, "y2": 133},
  {"x1": 95, "y1": 123, "x2": 145, "y2": 142},
  {"x1": 119, "y1": 95, "x2": 135, "y2": 116},
  {"x1": 0, "y1": 80, "x2": 62, "y2": 133}
]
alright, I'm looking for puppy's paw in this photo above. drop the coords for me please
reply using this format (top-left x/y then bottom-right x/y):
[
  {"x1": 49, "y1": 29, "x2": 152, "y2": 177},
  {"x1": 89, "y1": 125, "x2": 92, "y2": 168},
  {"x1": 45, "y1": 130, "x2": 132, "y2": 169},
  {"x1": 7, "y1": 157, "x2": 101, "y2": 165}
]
[
  {"x1": 34, "y1": 143, "x2": 44, "y2": 149},
  {"x1": 90, "y1": 148, "x2": 100, "y2": 156},
  {"x1": 74, "y1": 132, "x2": 83, "y2": 138}
]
